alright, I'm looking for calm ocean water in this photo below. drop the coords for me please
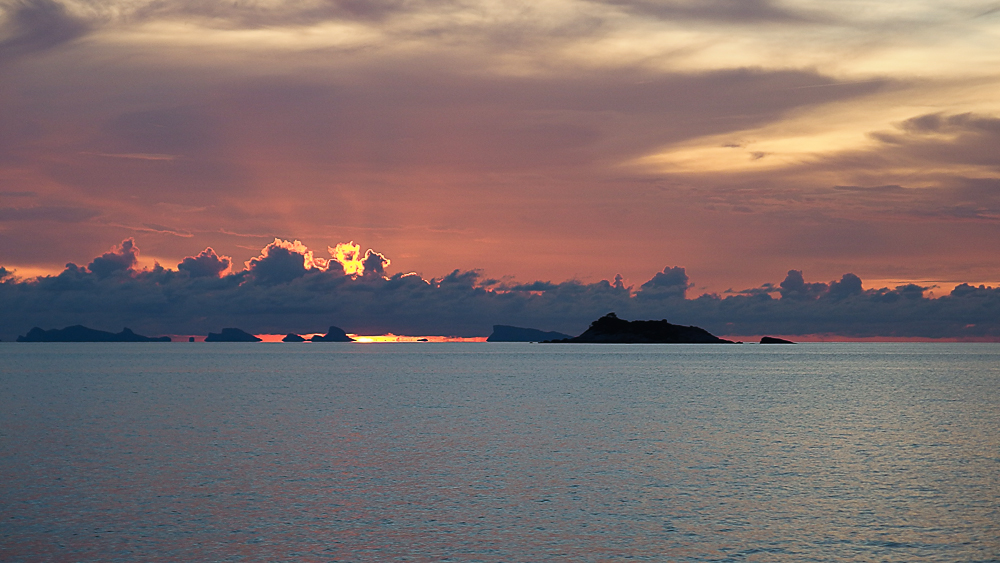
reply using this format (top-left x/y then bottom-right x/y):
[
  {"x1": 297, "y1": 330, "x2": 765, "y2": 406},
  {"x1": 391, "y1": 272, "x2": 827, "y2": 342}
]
[{"x1": 1, "y1": 343, "x2": 998, "y2": 562}]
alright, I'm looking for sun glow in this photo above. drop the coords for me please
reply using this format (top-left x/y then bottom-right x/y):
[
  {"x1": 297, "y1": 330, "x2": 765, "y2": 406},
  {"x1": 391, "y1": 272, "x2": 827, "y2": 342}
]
[
  {"x1": 252, "y1": 333, "x2": 487, "y2": 343},
  {"x1": 330, "y1": 242, "x2": 365, "y2": 276},
  {"x1": 347, "y1": 334, "x2": 488, "y2": 343}
]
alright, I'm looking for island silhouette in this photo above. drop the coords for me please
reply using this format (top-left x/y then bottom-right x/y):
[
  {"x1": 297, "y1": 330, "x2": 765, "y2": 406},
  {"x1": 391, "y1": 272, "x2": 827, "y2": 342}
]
[
  {"x1": 546, "y1": 313, "x2": 734, "y2": 343},
  {"x1": 205, "y1": 328, "x2": 261, "y2": 342},
  {"x1": 760, "y1": 336, "x2": 795, "y2": 344},
  {"x1": 487, "y1": 325, "x2": 572, "y2": 342},
  {"x1": 16, "y1": 325, "x2": 171, "y2": 342},
  {"x1": 310, "y1": 326, "x2": 354, "y2": 342}
]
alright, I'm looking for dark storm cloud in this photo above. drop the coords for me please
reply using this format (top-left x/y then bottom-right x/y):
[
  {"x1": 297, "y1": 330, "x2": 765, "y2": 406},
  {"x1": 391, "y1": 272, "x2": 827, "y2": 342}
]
[
  {"x1": 0, "y1": 0, "x2": 89, "y2": 60},
  {"x1": 2, "y1": 239, "x2": 998, "y2": 341}
]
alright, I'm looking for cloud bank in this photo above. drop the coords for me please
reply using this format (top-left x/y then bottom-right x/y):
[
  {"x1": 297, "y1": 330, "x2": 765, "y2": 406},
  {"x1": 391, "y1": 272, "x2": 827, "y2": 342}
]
[{"x1": 1, "y1": 239, "x2": 997, "y2": 341}]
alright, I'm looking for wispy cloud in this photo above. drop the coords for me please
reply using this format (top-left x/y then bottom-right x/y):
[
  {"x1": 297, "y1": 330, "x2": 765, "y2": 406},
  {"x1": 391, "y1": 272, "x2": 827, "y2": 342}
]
[
  {"x1": 0, "y1": 205, "x2": 99, "y2": 222},
  {"x1": 82, "y1": 152, "x2": 181, "y2": 161}
]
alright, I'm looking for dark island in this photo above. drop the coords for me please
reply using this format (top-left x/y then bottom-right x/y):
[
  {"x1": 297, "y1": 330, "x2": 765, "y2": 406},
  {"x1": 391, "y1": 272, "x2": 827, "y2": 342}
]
[
  {"x1": 17, "y1": 325, "x2": 171, "y2": 342},
  {"x1": 546, "y1": 313, "x2": 734, "y2": 344},
  {"x1": 310, "y1": 326, "x2": 354, "y2": 342},
  {"x1": 487, "y1": 325, "x2": 572, "y2": 342},
  {"x1": 760, "y1": 336, "x2": 795, "y2": 344},
  {"x1": 205, "y1": 328, "x2": 261, "y2": 342},
  {"x1": 282, "y1": 333, "x2": 306, "y2": 342}
]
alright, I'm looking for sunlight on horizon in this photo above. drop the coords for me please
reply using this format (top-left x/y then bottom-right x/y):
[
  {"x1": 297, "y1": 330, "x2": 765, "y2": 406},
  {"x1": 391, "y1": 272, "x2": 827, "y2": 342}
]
[{"x1": 249, "y1": 333, "x2": 488, "y2": 343}]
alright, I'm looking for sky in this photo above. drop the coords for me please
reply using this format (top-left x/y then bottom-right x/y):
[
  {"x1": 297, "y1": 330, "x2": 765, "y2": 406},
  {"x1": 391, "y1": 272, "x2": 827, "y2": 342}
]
[{"x1": 1, "y1": 0, "x2": 1000, "y2": 339}]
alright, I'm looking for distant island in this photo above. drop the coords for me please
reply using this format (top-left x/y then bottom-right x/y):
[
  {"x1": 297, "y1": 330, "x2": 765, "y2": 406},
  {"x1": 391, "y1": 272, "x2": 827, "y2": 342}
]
[
  {"x1": 16, "y1": 325, "x2": 171, "y2": 342},
  {"x1": 546, "y1": 313, "x2": 735, "y2": 344},
  {"x1": 205, "y1": 328, "x2": 261, "y2": 342},
  {"x1": 760, "y1": 336, "x2": 795, "y2": 344},
  {"x1": 310, "y1": 326, "x2": 354, "y2": 342},
  {"x1": 487, "y1": 325, "x2": 572, "y2": 342},
  {"x1": 282, "y1": 333, "x2": 306, "y2": 342}
]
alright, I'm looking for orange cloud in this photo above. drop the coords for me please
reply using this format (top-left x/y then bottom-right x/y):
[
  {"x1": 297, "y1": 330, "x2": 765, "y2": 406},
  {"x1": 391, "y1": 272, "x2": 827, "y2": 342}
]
[
  {"x1": 329, "y1": 241, "x2": 391, "y2": 278},
  {"x1": 329, "y1": 241, "x2": 363, "y2": 276},
  {"x1": 245, "y1": 238, "x2": 330, "y2": 273}
]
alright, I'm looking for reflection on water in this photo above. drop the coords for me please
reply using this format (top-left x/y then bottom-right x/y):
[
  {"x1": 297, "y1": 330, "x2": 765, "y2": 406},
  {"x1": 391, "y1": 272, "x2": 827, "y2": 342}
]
[{"x1": 2, "y1": 343, "x2": 998, "y2": 561}]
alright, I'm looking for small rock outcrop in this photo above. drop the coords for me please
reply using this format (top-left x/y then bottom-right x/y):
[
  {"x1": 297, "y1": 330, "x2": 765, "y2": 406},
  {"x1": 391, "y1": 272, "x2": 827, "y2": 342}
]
[
  {"x1": 487, "y1": 325, "x2": 573, "y2": 342},
  {"x1": 282, "y1": 333, "x2": 306, "y2": 342},
  {"x1": 204, "y1": 328, "x2": 261, "y2": 342},
  {"x1": 16, "y1": 325, "x2": 171, "y2": 342},
  {"x1": 547, "y1": 313, "x2": 734, "y2": 344},
  {"x1": 760, "y1": 336, "x2": 795, "y2": 344},
  {"x1": 310, "y1": 326, "x2": 354, "y2": 342}
]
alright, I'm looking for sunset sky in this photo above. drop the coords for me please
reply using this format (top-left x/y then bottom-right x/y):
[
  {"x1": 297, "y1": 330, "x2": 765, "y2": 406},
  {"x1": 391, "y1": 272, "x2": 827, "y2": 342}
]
[{"x1": 2, "y1": 0, "x2": 999, "y2": 297}]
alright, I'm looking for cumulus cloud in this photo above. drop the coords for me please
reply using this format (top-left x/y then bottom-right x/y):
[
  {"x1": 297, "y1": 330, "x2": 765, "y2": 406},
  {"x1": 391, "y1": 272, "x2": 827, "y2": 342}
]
[
  {"x1": 639, "y1": 266, "x2": 690, "y2": 298},
  {"x1": 328, "y1": 241, "x2": 391, "y2": 277},
  {"x1": 779, "y1": 270, "x2": 828, "y2": 300},
  {"x1": 177, "y1": 247, "x2": 231, "y2": 278},
  {"x1": 245, "y1": 238, "x2": 323, "y2": 285},
  {"x1": 361, "y1": 248, "x2": 390, "y2": 277},
  {"x1": 329, "y1": 242, "x2": 363, "y2": 276},
  {"x1": 4, "y1": 238, "x2": 998, "y2": 342},
  {"x1": 86, "y1": 238, "x2": 138, "y2": 278},
  {"x1": 826, "y1": 273, "x2": 863, "y2": 300},
  {"x1": 241, "y1": 238, "x2": 394, "y2": 284}
]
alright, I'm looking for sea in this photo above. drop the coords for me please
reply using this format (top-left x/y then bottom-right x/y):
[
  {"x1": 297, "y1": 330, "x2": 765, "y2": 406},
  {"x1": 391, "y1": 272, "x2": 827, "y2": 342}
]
[{"x1": 1, "y1": 343, "x2": 998, "y2": 562}]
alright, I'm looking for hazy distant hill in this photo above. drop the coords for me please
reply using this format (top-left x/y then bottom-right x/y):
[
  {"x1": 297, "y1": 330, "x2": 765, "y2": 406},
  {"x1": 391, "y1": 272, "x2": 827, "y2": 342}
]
[
  {"x1": 487, "y1": 325, "x2": 572, "y2": 342},
  {"x1": 17, "y1": 325, "x2": 171, "y2": 342}
]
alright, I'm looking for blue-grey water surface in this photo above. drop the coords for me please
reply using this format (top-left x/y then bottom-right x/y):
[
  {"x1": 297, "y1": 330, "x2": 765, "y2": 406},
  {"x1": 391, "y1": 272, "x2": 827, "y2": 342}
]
[{"x1": 1, "y1": 343, "x2": 998, "y2": 562}]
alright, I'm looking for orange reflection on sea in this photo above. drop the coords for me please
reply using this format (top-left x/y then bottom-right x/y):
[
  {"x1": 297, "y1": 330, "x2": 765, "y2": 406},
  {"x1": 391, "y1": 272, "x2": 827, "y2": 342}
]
[{"x1": 251, "y1": 333, "x2": 487, "y2": 343}]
